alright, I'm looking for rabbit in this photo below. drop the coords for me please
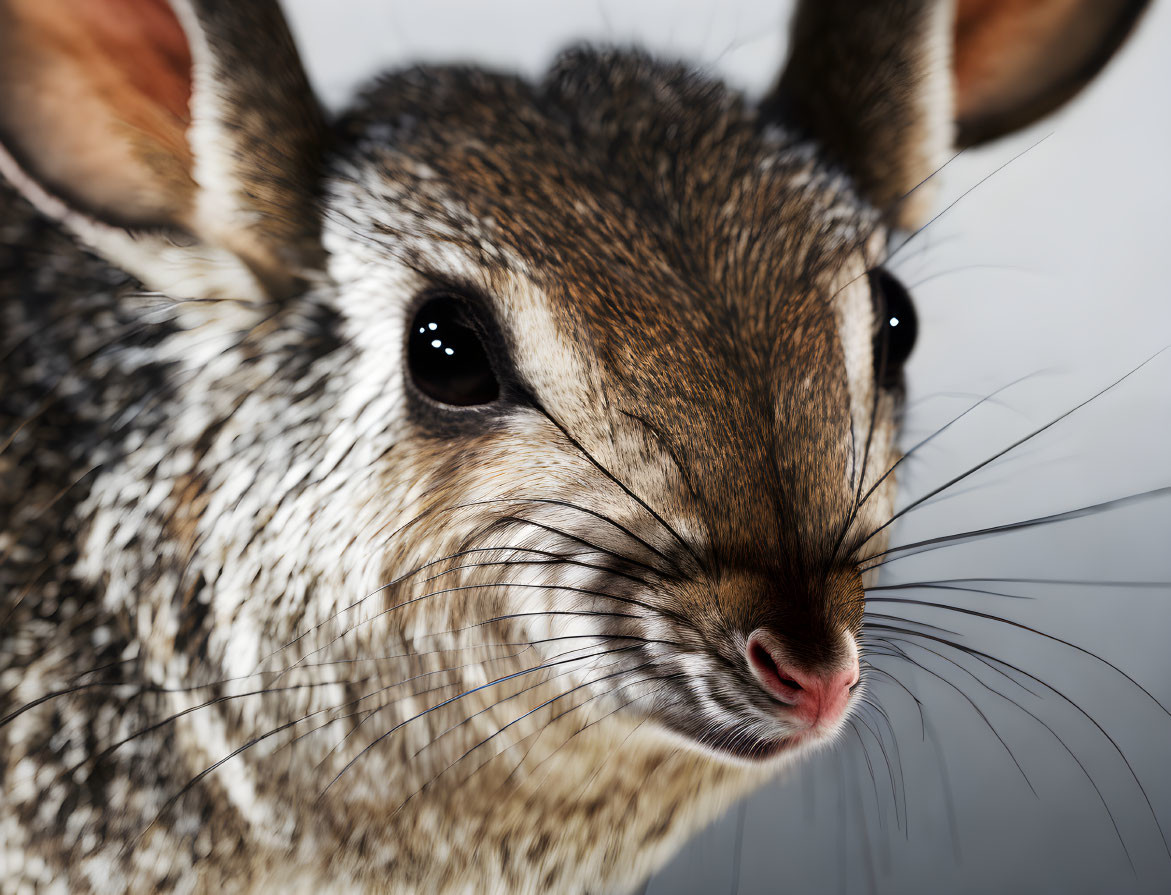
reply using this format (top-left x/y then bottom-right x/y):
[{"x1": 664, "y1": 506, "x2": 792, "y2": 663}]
[{"x1": 0, "y1": 0, "x2": 1156, "y2": 893}]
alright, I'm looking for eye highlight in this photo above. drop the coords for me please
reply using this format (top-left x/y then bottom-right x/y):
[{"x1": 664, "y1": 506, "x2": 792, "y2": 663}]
[
  {"x1": 867, "y1": 267, "x2": 917, "y2": 387},
  {"x1": 407, "y1": 294, "x2": 500, "y2": 407}
]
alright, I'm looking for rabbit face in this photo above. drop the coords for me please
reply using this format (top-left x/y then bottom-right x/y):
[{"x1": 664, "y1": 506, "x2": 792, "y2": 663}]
[
  {"x1": 66, "y1": 47, "x2": 895, "y2": 845},
  {"x1": 315, "y1": 51, "x2": 898, "y2": 762},
  {"x1": 1, "y1": 1, "x2": 1149, "y2": 892}
]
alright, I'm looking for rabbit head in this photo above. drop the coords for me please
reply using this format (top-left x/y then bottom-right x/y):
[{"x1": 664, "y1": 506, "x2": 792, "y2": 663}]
[{"x1": 0, "y1": 0, "x2": 1148, "y2": 892}]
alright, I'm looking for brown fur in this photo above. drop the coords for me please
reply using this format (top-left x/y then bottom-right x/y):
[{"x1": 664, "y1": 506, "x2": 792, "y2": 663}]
[{"x1": 0, "y1": 2, "x2": 1149, "y2": 892}]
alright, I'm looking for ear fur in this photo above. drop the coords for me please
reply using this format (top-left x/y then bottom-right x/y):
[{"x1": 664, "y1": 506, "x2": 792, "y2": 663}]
[
  {"x1": 0, "y1": 0, "x2": 325, "y2": 300},
  {"x1": 953, "y1": 0, "x2": 1150, "y2": 146},
  {"x1": 764, "y1": 0, "x2": 953, "y2": 230},
  {"x1": 767, "y1": 0, "x2": 1151, "y2": 229}
]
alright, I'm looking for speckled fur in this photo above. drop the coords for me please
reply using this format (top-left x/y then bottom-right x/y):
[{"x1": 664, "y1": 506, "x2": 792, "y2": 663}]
[
  {"x1": 1, "y1": 45, "x2": 905, "y2": 891},
  {"x1": 65, "y1": 0, "x2": 1165, "y2": 850},
  {"x1": 4, "y1": 0, "x2": 1154, "y2": 884}
]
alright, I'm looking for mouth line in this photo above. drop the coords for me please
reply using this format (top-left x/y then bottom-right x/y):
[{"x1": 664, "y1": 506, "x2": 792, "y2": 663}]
[
  {"x1": 713, "y1": 730, "x2": 813, "y2": 761},
  {"x1": 648, "y1": 669, "x2": 859, "y2": 762},
  {"x1": 658, "y1": 717, "x2": 818, "y2": 763}
]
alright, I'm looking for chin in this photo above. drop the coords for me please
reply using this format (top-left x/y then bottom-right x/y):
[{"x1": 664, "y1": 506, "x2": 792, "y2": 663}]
[
  {"x1": 654, "y1": 703, "x2": 860, "y2": 768},
  {"x1": 653, "y1": 720, "x2": 830, "y2": 769}
]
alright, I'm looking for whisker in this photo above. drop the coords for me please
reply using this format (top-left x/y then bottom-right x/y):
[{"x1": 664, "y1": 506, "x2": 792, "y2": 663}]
[
  {"x1": 499, "y1": 497, "x2": 682, "y2": 570},
  {"x1": 863, "y1": 630, "x2": 1038, "y2": 795},
  {"x1": 395, "y1": 660, "x2": 657, "y2": 814},
  {"x1": 276, "y1": 675, "x2": 501, "y2": 756},
  {"x1": 532, "y1": 401, "x2": 703, "y2": 569},
  {"x1": 866, "y1": 613, "x2": 1043, "y2": 699},
  {"x1": 75, "y1": 649, "x2": 535, "y2": 779},
  {"x1": 907, "y1": 261, "x2": 1044, "y2": 292},
  {"x1": 847, "y1": 736, "x2": 882, "y2": 895},
  {"x1": 311, "y1": 638, "x2": 645, "y2": 774},
  {"x1": 866, "y1": 596, "x2": 1171, "y2": 718},
  {"x1": 869, "y1": 581, "x2": 1032, "y2": 601},
  {"x1": 1, "y1": 610, "x2": 650, "y2": 725},
  {"x1": 256, "y1": 544, "x2": 526, "y2": 673},
  {"x1": 884, "y1": 134, "x2": 1052, "y2": 268},
  {"x1": 126, "y1": 706, "x2": 329, "y2": 854},
  {"x1": 510, "y1": 680, "x2": 682, "y2": 811},
  {"x1": 902, "y1": 148, "x2": 967, "y2": 201},
  {"x1": 487, "y1": 515, "x2": 669, "y2": 579},
  {"x1": 869, "y1": 625, "x2": 1171, "y2": 862},
  {"x1": 849, "y1": 715, "x2": 892, "y2": 832},
  {"x1": 857, "y1": 662, "x2": 926, "y2": 740},
  {"x1": 879, "y1": 576, "x2": 1171, "y2": 591},
  {"x1": 872, "y1": 628, "x2": 1136, "y2": 867},
  {"x1": 278, "y1": 577, "x2": 682, "y2": 681},
  {"x1": 269, "y1": 492, "x2": 680, "y2": 675},
  {"x1": 496, "y1": 675, "x2": 685, "y2": 803},
  {"x1": 417, "y1": 553, "x2": 654, "y2": 590},
  {"x1": 407, "y1": 637, "x2": 676, "y2": 762},
  {"x1": 847, "y1": 372, "x2": 1043, "y2": 535},
  {"x1": 831, "y1": 285, "x2": 890, "y2": 561},
  {"x1": 860, "y1": 349, "x2": 1170, "y2": 549},
  {"x1": 860, "y1": 485, "x2": 1171, "y2": 571},
  {"x1": 319, "y1": 644, "x2": 645, "y2": 797},
  {"x1": 857, "y1": 698, "x2": 908, "y2": 832},
  {"x1": 619, "y1": 408, "x2": 707, "y2": 514}
]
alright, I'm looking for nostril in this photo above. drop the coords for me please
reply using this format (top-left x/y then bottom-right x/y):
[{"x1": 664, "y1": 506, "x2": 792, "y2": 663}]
[
  {"x1": 748, "y1": 640, "x2": 775, "y2": 675},
  {"x1": 746, "y1": 633, "x2": 803, "y2": 705},
  {"x1": 745, "y1": 628, "x2": 860, "y2": 727},
  {"x1": 747, "y1": 640, "x2": 800, "y2": 689}
]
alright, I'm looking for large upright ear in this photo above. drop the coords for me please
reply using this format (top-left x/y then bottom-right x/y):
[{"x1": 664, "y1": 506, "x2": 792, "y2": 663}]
[
  {"x1": 0, "y1": 0, "x2": 325, "y2": 300},
  {"x1": 764, "y1": 0, "x2": 1151, "y2": 229}
]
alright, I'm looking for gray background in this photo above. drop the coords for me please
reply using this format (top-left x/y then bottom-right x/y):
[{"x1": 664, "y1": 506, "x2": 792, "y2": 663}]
[{"x1": 279, "y1": 2, "x2": 1171, "y2": 892}]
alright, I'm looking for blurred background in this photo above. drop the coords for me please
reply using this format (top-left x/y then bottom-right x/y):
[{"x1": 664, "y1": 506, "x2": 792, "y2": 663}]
[{"x1": 279, "y1": 2, "x2": 1171, "y2": 892}]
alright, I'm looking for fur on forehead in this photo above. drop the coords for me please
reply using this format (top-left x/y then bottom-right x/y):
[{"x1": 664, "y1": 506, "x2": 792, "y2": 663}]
[{"x1": 330, "y1": 46, "x2": 884, "y2": 358}]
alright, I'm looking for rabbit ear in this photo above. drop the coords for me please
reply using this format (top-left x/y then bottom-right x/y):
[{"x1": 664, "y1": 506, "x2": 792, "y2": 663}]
[
  {"x1": 765, "y1": 0, "x2": 1150, "y2": 228},
  {"x1": 0, "y1": 0, "x2": 325, "y2": 300},
  {"x1": 952, "y1": 0, "x2": 1149, "y2": 146}
]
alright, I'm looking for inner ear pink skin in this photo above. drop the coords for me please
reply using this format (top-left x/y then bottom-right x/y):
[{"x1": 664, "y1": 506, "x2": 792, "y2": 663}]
[
  {"x1": 82, "y1": 0, "x2": 193, "y2": 125},
  {"x1": 0, "y1": 0, "x2": 195, "y2": 223},
  {"x1": 8, "y1": 0, "x2": 192, "y2": 132}
]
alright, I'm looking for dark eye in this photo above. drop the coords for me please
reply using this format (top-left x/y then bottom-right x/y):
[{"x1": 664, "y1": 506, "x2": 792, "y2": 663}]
[
  {"x1": 867, "y1": 268, "x2": 917, "y2": 387},
  {"x1": 408, "y1": 294, "x2": 500, "y2": 406}
]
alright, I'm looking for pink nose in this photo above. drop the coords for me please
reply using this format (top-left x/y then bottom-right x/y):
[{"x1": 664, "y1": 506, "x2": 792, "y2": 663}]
[{"x1": 745, "y1": 629, "x2": 859, "y2": 728}]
